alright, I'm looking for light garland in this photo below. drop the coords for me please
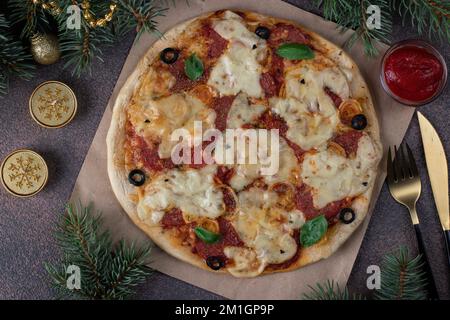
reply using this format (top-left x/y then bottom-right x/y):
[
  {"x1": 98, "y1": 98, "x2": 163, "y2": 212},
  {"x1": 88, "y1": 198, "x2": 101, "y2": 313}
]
[{"x1": 31, "y1": 0, "x2": 118, "y2": 28}]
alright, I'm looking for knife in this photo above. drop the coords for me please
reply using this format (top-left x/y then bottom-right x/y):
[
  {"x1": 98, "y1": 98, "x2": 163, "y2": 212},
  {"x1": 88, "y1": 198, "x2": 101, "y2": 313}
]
[{"x1": 417, "y1": 111, "x2": 450, "y2": 268}]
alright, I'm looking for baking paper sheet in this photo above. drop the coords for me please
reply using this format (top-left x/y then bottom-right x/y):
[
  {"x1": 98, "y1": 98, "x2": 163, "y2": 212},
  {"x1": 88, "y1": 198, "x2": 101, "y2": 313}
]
[{"x1": 70, "y1": 0, "x2": 416, "y2": 299}]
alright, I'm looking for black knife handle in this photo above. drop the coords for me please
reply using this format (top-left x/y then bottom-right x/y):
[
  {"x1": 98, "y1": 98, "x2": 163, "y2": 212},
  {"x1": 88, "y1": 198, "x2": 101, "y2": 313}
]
[
  {"x1": 444, "y1": 230, "x2": 450, "y2": 269},
  {"x1": 414, "y1": 224, "x2": 439, "y2": 299}
]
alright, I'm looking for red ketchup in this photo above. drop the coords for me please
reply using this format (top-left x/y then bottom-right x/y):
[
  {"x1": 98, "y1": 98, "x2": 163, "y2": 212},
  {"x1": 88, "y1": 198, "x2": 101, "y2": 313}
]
[{"x1": 383, "y1": 45, "x2": 444, "y2": 103}]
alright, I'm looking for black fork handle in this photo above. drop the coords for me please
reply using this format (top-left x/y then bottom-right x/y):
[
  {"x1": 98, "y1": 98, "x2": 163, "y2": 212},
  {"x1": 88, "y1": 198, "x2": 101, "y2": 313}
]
[
  {"x1": 414, "y1": 224, "x2": 439, "y2": 299},
  {"x1": 444, "y1": 230, "x2": 450, "y2": 270}
]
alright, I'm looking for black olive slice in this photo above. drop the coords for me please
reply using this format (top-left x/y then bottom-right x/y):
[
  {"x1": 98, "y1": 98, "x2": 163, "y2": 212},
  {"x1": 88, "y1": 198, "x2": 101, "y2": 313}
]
[
  {"x1": 255, "y1": 26, "x2": 271, "y2": 40},
  {"x1": 351, "y1": 114, "x2": 367, "y2": 130},
  {"x1": 160, "y1": 48, "x2": 179, "y2": 64},
  {"x1": 339, "y1": 208, "x2": 356, "y2": 224},
  {"x1": 128, "y1": 169, "x2": 146, "y2": 187},
  {"x1": 206, "y1": 256, "x2": 225, "y2": 270}
]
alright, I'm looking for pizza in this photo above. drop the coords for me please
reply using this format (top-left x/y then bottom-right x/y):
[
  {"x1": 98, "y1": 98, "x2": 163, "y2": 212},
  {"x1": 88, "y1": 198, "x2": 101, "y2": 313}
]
[{"x1": 107, "y1": 10, "x2": 382, "y2": 277}]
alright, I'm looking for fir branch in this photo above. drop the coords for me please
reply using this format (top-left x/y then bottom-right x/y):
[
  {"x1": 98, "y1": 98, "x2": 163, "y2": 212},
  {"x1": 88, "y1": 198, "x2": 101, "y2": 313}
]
[
  {"x1": 375, "y1": 247, "x2": 428, "y2": 300},
  {"x1": 104, "y1": 240, "x2": 153, "y2": 299},
  {"x1": 59, "y1": 27, "x2": 113, "y2": 77},
  {"x1": 394, "y1": 0, "x2": 450, "y2": 43},
  {"x1": 8, "y1": 0, "x2": 52, "y2": 38},
  {"x1": 303, "y1": 280, "x2": 364, "y2": 300},
  {"x1": 303, "y1": 247, "x2": 428, "y2": 300},
  {"x1": 315, "y1": 0, "x2": 392, "y2": 56},
  {"x1": 0, "y1": 70, "x2": 7, "y2": 97},
  {"x1": 0, "y1": 14, "x2": 35, "y2": 97},
  {"x1": 45, "y1": 202, "x2": 152, "y2": 300},
  {"x1": 114, "y1": 0, "x2": 168, "y2": 39},
  {"x1": 55, "y1": 0, "x2": 168, "y2": 75}
]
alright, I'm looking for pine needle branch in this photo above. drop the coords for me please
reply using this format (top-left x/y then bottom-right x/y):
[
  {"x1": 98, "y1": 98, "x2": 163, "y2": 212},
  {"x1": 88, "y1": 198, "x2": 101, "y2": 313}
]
[
  {"x1": 114, "y1": 0, "x2": 168, "y2": 40},
  {"x1": 8, "y1": 0, "x2": 52, "y2": 38},
  {"x1": 0, "y1": 14, "x2": 35, "y2": 97},
  {"x1": 45, "y1": 202, "x2": 152, "y2": 300},
  {"x1": 303, "y1": 280, "x2": 365, "y2": 300},
  {"x1": 315, "y1": 0, "x2": 392, "y2": 56},
  {"x1": 375, "y1": 247, "x2": 428, "y2": 300},
  {"x1": 303, "y1": 247, "x2": 429, "y2": 300},
  {"x1": 56, "y1": 0, "x2": 168, "y2": 75},
  {"x1": 394, "y1": 0, "x2": 450, "y2": 43}
]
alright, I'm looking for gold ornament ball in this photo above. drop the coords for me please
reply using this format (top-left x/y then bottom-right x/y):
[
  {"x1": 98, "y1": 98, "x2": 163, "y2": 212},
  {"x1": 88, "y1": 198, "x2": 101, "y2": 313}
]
[{"x1": 30, "y1": 33, "x2": 61, "y2": 65}]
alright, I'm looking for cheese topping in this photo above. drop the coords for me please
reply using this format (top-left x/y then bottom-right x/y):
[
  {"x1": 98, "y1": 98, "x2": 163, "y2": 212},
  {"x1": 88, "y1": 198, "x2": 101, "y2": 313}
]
[
  {"x1": 271, "y1": 97, "x2": 338, "y2": 151},
  {"x1": 208, "y1": 12, "x2": 266, "y2": 98},
  {"x1": 128, "y1": 93, "x2": 216, "y2": 158},
  {"x1": 228, "y1": 186, "x2": 304, "y2": 273},
  {"x1": 301, "y1": 134, "x2": 379, "y2": 208},
  {"x1": 285, "y1": 61, "x2": 350, "y2": 109},
  {"x1": 139, "y1": 166, "x2": 225, "y2": 220},
  {"x1": 272, "y1": 60, "x2": 350, "y2": 151},
  {"x1": 228, "y1": 135, "x2": 297, "y2": 191},
  {"x1": 233, "y1": 206, "x2": 298, "y2": 266},
  {"x1": 227, "y1": 93, "x2": 266, "y2": 129},
  {"x1": 224, "y1": 247, "x2": 266, "y2": 277}
]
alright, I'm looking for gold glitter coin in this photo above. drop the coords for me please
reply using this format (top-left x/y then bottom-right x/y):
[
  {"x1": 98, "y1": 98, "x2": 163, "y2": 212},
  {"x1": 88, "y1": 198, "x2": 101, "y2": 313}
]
[
  {"x1": 29, "y1": 81, "x2": 77, "y2": 128},
  {"x1": 1, "y1": 149, "x2": 48, "y2": 197}
]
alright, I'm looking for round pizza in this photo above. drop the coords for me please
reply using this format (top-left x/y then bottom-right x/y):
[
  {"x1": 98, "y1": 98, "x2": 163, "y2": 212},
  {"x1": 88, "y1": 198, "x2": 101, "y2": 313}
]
[{"x1": 107, "y1": 10, "x2": 382, "y2": 277}]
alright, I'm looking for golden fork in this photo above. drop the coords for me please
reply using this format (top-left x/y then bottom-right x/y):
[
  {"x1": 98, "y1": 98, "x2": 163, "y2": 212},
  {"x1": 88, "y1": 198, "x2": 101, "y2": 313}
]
[{"x1": 387, "y1": 143, "x2": 439, "y2": 299}]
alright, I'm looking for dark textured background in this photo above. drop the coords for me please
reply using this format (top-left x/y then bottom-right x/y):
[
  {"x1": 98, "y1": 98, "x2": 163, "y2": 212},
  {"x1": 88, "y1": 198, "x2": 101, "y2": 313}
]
[{"x1": 0, "y1": 0, "x2": 448, "y2": 300}]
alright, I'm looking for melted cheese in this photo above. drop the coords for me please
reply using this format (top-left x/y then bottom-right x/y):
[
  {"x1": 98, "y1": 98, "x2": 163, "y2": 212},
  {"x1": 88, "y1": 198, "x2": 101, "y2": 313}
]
[
  {"x1": 139, "y1": 165, "x2": 225, "y2": 220},
  {"x1": 224, "y1": 247, "x2": 266, "y2": 277},
  {"x1": 284, "y1": 210, "x2": 306, "y2": 230},
  {"x1": 208, "y1": 12, "x2": 266, "y2": 98},
  {"x1": 238, "y1": 187, "x2": 278, "y2": 210},
  {"x1": 350, "y1": 134, "x2": 380, "y2": 195},
  {"x1": 271, "y1": 97, "x2": 338, "y2": 151},
  {"x1": 228, "y1": 137, "x2": 298, "y2": 191},
  {"x1": 301, "y1": 148, "x2": 353, "y2": 208},
  {"x1": 230, "y1": 185, "x2": 302, "y2": 272},
  {"x1": 227, "y1": 93, "x2": 266, "y2": 129},
  {"x1": 264, "y1": 138, "x2": 299, "y2": 184},
  {"x1": 285, "y1": 62, "x2": 350, "y2": 110},
  {"x1": 233, "y1": 207, "x2": 298, "y2": 266},
  {"x1": 301, "y1": 134, "x2": 379, "y2": 208},
  {"x1": 128, "y1": 93, "x2": 216, "y2": 158},
  {"x1": 137, "y1": 66, "x2": 175, "y2": 100},
  {"x1": 272, "y1": 60, "x2": 350, "y2": 151}
]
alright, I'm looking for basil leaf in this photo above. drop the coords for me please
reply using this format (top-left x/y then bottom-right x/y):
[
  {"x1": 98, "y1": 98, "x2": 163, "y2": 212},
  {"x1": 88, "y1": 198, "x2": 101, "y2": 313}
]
[
  {"x1": 194, "y1": 227, "x2": 221, "y2": 244},
  {"x1": 184, "y1": 53, "x2": 204, "y2": 81},
  {"x1": 300, "y1": 215, "x2": 328, "y2": 247},
  {"x1": 276, "y1": 43, "x2": 314, "y2": 60}
]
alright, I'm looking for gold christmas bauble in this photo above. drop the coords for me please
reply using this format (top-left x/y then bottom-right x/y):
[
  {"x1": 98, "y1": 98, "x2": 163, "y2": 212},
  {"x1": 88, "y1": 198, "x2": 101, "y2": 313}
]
[{"x1": 30, "y1": 33, "x2": 61, "y2": 65}]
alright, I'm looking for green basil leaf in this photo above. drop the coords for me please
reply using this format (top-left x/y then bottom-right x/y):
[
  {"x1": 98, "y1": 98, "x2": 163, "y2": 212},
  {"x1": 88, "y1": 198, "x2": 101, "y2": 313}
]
[
  {"x1": 276, "y1": 43, "x2": 314, "y2": 60},
  {"x1": 300, "y1": 215, "x2": 328, "y2": 247},
  {"x1": 194, "y1": 227, "x2": 221, "y2": 244},
  {"x1": 184, "y1": 53, "x2": 204, "y2": 81}
]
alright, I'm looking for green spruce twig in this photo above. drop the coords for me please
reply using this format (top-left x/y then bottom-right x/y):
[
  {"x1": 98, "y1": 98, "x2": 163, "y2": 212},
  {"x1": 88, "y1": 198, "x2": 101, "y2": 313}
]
[
  {"x1": 315, "y1": 0, "x2": 393, "y2": 56},
  {"x1": 394, "y1": 0, "x2": 450, "y2": 42},
  {"x1": 44, "y1": 202, "x2": 152, "y2": 300},
  {"x1": 56, "y1": 0, "x2": 168, "y2": 76},
  {"x1": 0, "y1": 14, "x2": 35, "y2": 97},
  {"x1": 375, "y1": 247, "x2": 428, "y2": 300},
  {"x1": 303, "y1": 247, "x2": 429, "y2": 300},
  {"x1": 8, "y1": 0, "x2": 53, "y2": 38},
  {"x1": 303, "y1": 280, "x2": 365, "y2": 300}
]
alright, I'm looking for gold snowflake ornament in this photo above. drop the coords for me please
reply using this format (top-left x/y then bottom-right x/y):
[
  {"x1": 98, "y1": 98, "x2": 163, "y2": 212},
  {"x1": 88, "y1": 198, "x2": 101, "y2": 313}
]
[
  {"x1": 1, "y1": 150, "x2": 48, "y2": 197},
  {"x1": 30, "y1": 81, "x2": 77, "y2": 128}
]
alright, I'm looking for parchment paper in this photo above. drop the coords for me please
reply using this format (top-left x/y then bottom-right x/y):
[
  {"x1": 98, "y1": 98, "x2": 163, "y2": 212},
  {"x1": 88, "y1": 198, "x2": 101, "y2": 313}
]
[{"x1": 70, "y1": 0, "x2": 416, "y2": 299}]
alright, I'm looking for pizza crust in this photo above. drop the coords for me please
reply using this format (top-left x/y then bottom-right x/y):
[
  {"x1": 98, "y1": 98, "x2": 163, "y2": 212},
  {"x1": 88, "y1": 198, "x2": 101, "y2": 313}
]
[{"x1": 107, "y1": 10, "x2": 382, "y2": 276}]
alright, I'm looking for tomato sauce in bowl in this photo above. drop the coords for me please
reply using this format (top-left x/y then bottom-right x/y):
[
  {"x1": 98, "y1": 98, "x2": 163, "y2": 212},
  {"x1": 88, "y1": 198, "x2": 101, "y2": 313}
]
[{"x1": 380, "y1": 40, "x2": 447, "y2": 106}]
